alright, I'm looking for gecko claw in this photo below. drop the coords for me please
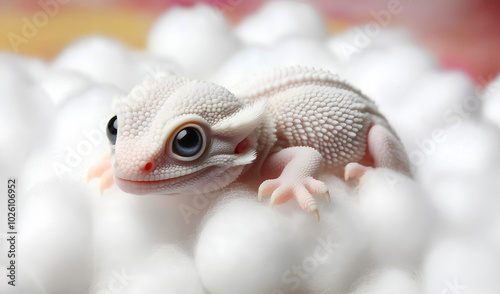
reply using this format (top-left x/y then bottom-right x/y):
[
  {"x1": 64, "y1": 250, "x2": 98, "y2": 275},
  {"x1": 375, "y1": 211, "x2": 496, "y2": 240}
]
[{"x1": 312, "y1": 209, "x2": 320, "y2": 222}]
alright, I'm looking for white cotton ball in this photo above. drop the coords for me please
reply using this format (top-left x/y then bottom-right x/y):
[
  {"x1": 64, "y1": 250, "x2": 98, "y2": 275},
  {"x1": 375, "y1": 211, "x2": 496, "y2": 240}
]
[
  {"x1": 212, "y1": 38, "x2": 339, "y2": 88},
  {"x1": 425, "y1": 173, "x2": 500, "y2": 233},
  {"x1": 486, "y1": 217, "x2": 500, "y2": 259},
  {"x1": 422, "y1": 237, "x2": 500, "y2": 294},
  {"x1": 482, "y1": 74, "x2": 500, "y2": 128},
  {"x1": 20, "y1": 84, "x2": 115, "y2": 191},
  {"x1": 195, "y1": 194, "x2": 299, "y2": 294},
  {"x1": 115, "y1": 245, "x2": 206, "y2": 294},
  {"x1": 366, "y1": 27, "x2": 415, "y2": 50},
  {"x1": 53, "y1": 36, "x2": 132, "y2": 90},
  {"x1": 44, "y1": 85, "x2": 119, "y2": 184},
  {"x1": 341, "y1": 43, "x2": 436, "y2": 107},
  {"x1": 148, "y1": 4, "x2": 240, "y2": 78},
  {"x1": 0, "y1": 265, "x2": 40, "y2": 294},
  {"x1": 327, "y1": 27, "x2": 413, "y2": 65},
  {"x1": 358, "y1": 169, "x2": 433, "y2": 267},
  {"x1": 38, "y1": 69, "x2": 90, "y2": 106},
  {"x1": 235, "y1": 0, "x2": 327, "y2": 47},
  {"x1": 298, "y1": 176, "x2": 369, "y2": 294},
  {"x1": 415, "y1": 120, "x2": 500, "y2": 181},
  {"x1": 0, "y1": 57, "x2": 55, "y2": 181},
  {"x1": 92, "y1": 190, "x2": 181, "y2": 271},
  {"x1": 49, "y1": 84, "x2": 117, "y2": 146},
  {"x1": 271, "y1": 38, "x2": 339, "y2": 72},
  {"x1": 53, "y1": 36, "x2": 180, "y2": 93},
  {"x1": 15, "y1": 180, "x2": 92, "y2": 293},
  {"x1": 0, "y1": 52, "x2": 48, "y2": 82},
  {"x1": 350, "y1": 267, "x2": 420, "y2": 294},
  {"x1": 391, "y1": 71, "x2": 476, "y2": 152},
  {"x1": 208, "y1": 46, "x2": 269, "y2": 88},
  {"x1": 128, "y1": 51, "x2": 181, "y2": 85}
]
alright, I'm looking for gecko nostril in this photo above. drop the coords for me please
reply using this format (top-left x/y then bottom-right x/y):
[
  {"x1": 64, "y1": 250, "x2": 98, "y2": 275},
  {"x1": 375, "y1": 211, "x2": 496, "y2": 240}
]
[{"x1": 140, "y1": 161, "x2": 154, "y2": 171}]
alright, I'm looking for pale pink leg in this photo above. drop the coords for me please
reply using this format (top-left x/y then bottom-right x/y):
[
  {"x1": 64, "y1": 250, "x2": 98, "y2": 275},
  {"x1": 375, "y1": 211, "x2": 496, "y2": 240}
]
[
  {"x1": 87, "y1": 153, "x2": 114, "y2": 195},
  {"x1": 344, "y1": 162, "x2": 371, "y2": 182},
  {"x1": 344, "y1": 124, "x2": 411, "y2": 182},
  {"x1": 258, "y1": 147, "x2": 330, "y2": 222}
]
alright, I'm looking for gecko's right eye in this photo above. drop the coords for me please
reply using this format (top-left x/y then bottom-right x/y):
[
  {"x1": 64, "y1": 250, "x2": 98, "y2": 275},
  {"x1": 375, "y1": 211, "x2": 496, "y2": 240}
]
[
  {"x1": 106, "y1": 115, "x2": 118, "y2": 145},
  {"x1": 169, "y1": 123, "x2": 206, "y2": 161}
]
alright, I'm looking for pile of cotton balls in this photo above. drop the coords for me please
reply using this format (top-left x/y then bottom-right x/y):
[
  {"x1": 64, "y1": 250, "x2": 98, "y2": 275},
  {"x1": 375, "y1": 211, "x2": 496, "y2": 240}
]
[{"x1": 1, "y1": 1, "x2": 500, "y2": 293}]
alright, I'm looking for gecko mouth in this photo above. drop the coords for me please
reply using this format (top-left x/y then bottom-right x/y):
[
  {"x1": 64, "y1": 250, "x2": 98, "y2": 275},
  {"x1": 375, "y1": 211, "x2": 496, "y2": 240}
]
[{"x1": 114, "y1": 167, "x2": 214, "y2": 194}]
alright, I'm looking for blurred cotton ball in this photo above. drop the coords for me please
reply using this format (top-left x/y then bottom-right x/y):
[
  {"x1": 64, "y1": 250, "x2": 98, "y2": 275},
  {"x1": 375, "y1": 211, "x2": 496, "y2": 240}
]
[
  {"x1": 116, "y1": 245, "x2": 206, "y2": 294},
  {"x1": 20, "y1": 85, "x2": 116, "y2": 190},
  {"x1": 390, "y1": 71, "x2": 475, "y2": 151},
  {"x1": 341, "y1": 43, "x2": 436, "y2": 109},
  {"x1": 212, "y1": 38, "x2": 339, "y2": 88},
  {"x1": 148, "y1": 4, "x2": 239, "y2": 78},
  {"x1": 271, "y1": 39, "x2": 339, "y2": 72},
  {"x1": 49, "y1": 85, "x2": 117, "y2": 146},
  {"x1": 16, "y1": 180, "x2": 92, "y2": 293},
  {"x1": 0, "y1": 57, "x2": 55, "y2": 180},
  {"x1": 422, "y1": 238, "x2": 500, "y2": 294},
  {"x1": 358, "y1": 169, "x2": 433, "y2": 267},
  {"x1": 298, "y1": 176, "x2": 369, "y2": 294},
  {"x1": 195, "y1": 193, "x2": 299, "y2": 294},
  {"x1": 38, "y1": 69, "x2": 90, "y2": 106},
  {"x1": 416, "y1": 120, "x2": 500, "y2": 183},
  {"x1": 424, "y1": 173, "x2": 500, "y2": 234},
  {"x1": 235, "y1": 0, "x2": 327, "y2": 47},
  {"x1": 43, "y1": 85, "x2": 119, "y2": 185},
  {"x1": 53, "y1": 36, "x2": 177, "y2": 93},
  {"x1": 0, "y1": 52, "x2": 48, "y2": 82},
  {"x1": 350, "y1": 267, "x2": 420, "y2": 294},
  {"x1": 486, "y1": 218, "x2": 500, "y2": 259},
  {"x1": 327, "y1": 27, "x2": 413, "y2": 66},
  {"x1": 482, "y1": 74, "x2": 500, "y2": 128},
  {"x1": 92, "y1": 190, "x2": 180, "y2": 272},
  {"x1": 53, "y1": 37, "x2": 132, "y2": 90}
]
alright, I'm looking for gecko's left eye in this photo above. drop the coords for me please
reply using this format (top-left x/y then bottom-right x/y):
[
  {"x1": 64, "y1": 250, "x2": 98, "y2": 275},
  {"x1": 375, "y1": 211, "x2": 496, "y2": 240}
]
[
  {"x1": 106, "y1": 115, "x2": 118, "y2": 145},
  {"x1": 170, "y1": 124, "x2": 206, "y2": 161}
]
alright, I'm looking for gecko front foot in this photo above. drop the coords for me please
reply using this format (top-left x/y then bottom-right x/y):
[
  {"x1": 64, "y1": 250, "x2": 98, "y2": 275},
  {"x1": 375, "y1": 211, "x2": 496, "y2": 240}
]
[
  {"x1": 87, "y1": 153, "x2": 114, "y2": 195},
  {"x1": 258, "y1": 176, "x2": 330, "y2": 222}
]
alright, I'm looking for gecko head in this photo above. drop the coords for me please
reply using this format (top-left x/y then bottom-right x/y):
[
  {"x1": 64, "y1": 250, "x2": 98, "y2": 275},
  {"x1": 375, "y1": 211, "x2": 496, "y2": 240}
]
[{"x1": 107, "y1": 73, "x2": 266, "y2": 195}]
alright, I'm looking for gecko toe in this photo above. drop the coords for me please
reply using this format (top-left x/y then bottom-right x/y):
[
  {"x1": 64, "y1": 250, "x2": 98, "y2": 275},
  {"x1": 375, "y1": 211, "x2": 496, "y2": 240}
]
[
  {"x1": 304, "y1": 177, "x2": 330, "y2": 203},
  {"x1": 99, "y1": 168, "x2": 114, "y2": 195},
  {"x1": 87, "y1": 153, "x2": 112, "y2": 183},
  {"x1": 344, "y1": 162, "x2": 371, "y2": 182},
  {"x1": 258, "y1": 179, "x2": 280, "y2": 202},
  {"x1": 269, "y1": 186, "x2": 293, "y2": 207}
]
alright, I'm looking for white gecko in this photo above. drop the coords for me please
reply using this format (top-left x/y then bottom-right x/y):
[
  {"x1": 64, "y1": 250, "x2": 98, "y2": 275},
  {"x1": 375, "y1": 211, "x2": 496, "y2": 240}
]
[{"x1": 88, "y1": 66, "x2": 411, "y2": 221}]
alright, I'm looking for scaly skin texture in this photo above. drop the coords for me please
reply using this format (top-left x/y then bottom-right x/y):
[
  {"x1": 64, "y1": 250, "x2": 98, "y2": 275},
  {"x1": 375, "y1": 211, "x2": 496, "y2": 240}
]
[{"x1": 88, "y1": 66, "x2": 411, "y2": 220}]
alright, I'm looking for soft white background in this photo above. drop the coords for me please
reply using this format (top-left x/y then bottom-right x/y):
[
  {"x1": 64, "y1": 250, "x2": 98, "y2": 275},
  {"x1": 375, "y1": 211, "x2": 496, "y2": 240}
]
[{"x1": 1, "y1": 1, "x2": 500, "y2": 293}]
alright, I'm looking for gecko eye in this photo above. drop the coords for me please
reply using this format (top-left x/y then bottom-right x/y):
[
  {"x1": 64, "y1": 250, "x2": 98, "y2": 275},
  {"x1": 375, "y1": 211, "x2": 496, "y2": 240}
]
[
  {"x1": 106, "y1": 115, "x2": 118, "y2": 145},
  {"x1": 170, "y1": 124, "x2": 206, "y2": 161}
]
